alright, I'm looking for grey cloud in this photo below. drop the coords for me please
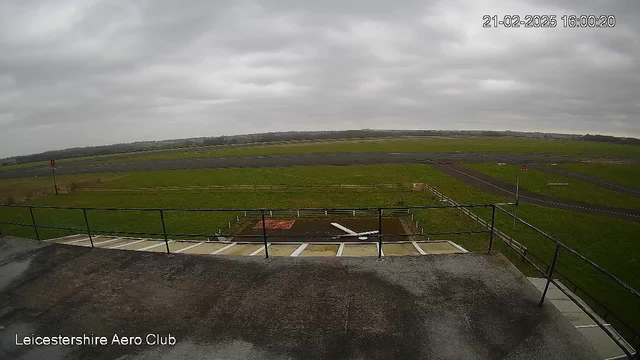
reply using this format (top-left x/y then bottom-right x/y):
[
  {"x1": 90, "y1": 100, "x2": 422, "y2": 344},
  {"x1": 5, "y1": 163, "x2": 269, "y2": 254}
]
[{"x1": 0, "y1": 0, "x2": 639, "y2": 157}]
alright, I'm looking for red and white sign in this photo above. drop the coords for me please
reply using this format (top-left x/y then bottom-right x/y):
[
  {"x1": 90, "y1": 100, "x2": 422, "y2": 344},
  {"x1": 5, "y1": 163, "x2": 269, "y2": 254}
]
[{"x1": 49, "y1": 159, "x2": 56, "y2": 168}]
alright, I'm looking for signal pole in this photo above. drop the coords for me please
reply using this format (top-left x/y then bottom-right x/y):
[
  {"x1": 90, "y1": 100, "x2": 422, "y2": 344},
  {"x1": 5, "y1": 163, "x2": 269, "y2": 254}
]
[{"x1": 50, "y1": 160, "x2": 58, "y2": 195}]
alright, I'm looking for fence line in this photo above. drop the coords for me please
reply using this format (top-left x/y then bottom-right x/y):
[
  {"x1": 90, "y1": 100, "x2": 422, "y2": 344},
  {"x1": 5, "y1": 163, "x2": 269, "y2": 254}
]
[
  {"x1": 420, "y1": 183, "x2": 638, "y2": 357},
  {"x1": 72, "y1": 183, "x2": 410, "y2": 192},
  {"x1": 1, "y1": 193, "x2": 637, "y2": 357}
]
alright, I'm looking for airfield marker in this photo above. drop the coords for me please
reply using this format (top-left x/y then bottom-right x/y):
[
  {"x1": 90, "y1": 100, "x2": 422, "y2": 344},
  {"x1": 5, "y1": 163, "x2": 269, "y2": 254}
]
[
  {"x1": 211, "y1": 243, "x2": 235, "y2": 255},
  {"x1": 412, "y1": 241, "x2": 427, "y2": 255},
  {"x1": 290, "y1": 243, "x2": 309, "y2": 257},
  {"x1": 249, "y1": 244, "x2": 269, "y2": 256},
  {"x1": 175, "y1": 242, "x2": 204, "y2": 253},
  {"x1": 139, "y1": 240, "x2": 173, "y2": 252},
  {"x1": 92, "y1": 237, "x2": 125, "y2": 247},
  {"x1": 109, "y1": 239, "x2": 146, "y2": 249}
]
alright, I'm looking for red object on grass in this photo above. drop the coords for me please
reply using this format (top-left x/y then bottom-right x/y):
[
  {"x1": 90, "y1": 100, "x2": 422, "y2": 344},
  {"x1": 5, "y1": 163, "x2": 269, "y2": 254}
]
[
  {"x1": 521, "y1": 167, "x2": 528, "y2": 171},
  {"x1": 255, "y1": 219, "x2": 296, "y2": 230}
]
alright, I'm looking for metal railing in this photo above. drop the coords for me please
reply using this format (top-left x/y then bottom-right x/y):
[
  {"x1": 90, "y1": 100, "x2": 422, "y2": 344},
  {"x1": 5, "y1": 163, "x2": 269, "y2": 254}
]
[
  {"x1": 0, "y1": 203, "x2": 502, "y2": 257},
  {"x1": 495, "y1": 205, "x2": 639, "y2": 359},
  {"x1": 1, "y1": 201, "x2": 637, "y2": 357},
  {"x1": 419, "y1": 184, "x2": 639, "y2": 358}
]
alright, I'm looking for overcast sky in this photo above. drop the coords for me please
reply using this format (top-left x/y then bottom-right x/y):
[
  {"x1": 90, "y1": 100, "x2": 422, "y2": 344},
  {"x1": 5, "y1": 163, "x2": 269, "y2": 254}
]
[{"x1": 1, "y1": 0, "x2": 639, "y2": 157}]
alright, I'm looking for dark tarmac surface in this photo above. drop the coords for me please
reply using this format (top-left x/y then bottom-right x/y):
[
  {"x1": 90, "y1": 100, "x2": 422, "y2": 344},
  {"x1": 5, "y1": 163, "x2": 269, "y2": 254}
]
[
  {"x1": 0, "y1": 236, "x2": 598, "y2": 360},
  {"x1": 0, "y1": 152, "x2": 626, "y2": 179},
  {"x1": 236, "y1": 217, "x2": 407, "y2": 242},
  {"x1": 429, "y1": 163, "x2": 640, "y2": 222}
]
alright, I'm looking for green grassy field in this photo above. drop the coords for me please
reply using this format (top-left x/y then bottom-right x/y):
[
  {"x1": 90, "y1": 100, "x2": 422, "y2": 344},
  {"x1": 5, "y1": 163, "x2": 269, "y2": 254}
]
[
  {"x1": 0, "y1": 163, "x2": 638, "y2": 341},
  {"x1": 3, "y1": 136, "x2": 640, "y2": 172},
  {"x1": 0, "y1": 173, "x2": 122, "y2": 205},
  {"x1": 87, "y1": 136, "x2": 640, "y2": 165},
  {"x1": 463, "y1": 163, "x2": 640, "y2": 210},
  {"x1": 88, "y1": 165, "x2": 435, "y2": 187},
  {"x1": 559, "y1": 163, "x2": 640, "y2": 188}
]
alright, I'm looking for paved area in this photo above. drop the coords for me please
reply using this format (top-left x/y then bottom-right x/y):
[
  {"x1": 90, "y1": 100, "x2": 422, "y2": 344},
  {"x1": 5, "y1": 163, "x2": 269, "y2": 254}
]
[
  {"x1": 528, "y1": 278, "x2": 636, "y2": 359},
  {"x1": 429, "y1": 162, "x2": 640, "y2": 222},
  {"x1": 49, "y1": 234, "x2": 468, "y2": 257},
  {"x1": 0, "y1": 236, "x2": 598, "y2": 360},
  {"x1": 0, "y1": 152, "x2": 628, "y2": 179}
]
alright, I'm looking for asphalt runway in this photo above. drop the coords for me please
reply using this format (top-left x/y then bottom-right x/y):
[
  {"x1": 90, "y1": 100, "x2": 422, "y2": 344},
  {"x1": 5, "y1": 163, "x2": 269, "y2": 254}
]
[
  {"x1": 0, "y1": 152, "x2": 621, "y2": 179},
  {"x1": 429, "y1": 162, "x2": 640, "y2": 222}
]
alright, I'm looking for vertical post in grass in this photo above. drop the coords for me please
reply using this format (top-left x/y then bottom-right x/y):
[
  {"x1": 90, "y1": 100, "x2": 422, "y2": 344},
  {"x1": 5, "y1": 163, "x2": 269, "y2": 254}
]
[
  {"x1": 261, "y1": 210, "x2": 269, "y2": 259},
  {"x1": 160, "y1": 209, "x2": 170, "y2": 254},
  {"x1": 488, "y1": 205, "x2": 496, "y2": 253},
  {"x1": 52, "y1": 167, "x2": 58, "y2": 195},
  {"x1": 377, "y1": 208, "x2": 383, "y2": 259},
  {"x1": 83, "y1": 208, "x2": 94, "y2": 248},
  {"x1": 539, "y1": 243, "x2": 560, "y2": 306},
  {"x1": 513, "y1": 175, "x2": 519, "y2": 231},
  {"x1": 28, "y1": 206, "x2": 40, "y2": 241}
]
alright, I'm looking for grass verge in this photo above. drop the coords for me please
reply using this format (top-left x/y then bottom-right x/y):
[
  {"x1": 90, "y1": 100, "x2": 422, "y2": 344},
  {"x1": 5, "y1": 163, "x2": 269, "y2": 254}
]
[
  {"x1": 558, "y1": 163, "x2": 640, "y2": 189},
  {"x1": 463, "y1": 163, "x2": 640, "y2": 210},
  {"x1": 0, "y1": 164, "x2": 638, "y2": 341}
]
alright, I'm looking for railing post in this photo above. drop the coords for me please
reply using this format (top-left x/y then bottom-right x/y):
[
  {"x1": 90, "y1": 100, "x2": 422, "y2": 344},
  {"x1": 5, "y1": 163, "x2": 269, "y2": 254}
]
[
  {"x1": 83, "y1": 208, "x2": 94, "y2": 248},
  {"x1": 160, "y1": 210, "x2": 170, "y2": 254},
  {"x1": 28, "y1": 206, "x2": 40, "y2": 241},
  {"x1": 488, "y1": 205, "x2": 496, "y2": 253},
  {"x1": 539, "y1": 243, "x2": 561, "y2": 306},
  {"x1": 261, "y1": 210, "x2": 269, "y2": 259},
  {"x1": 377, "y1": 208, "x2": 383, "y2": 259}
]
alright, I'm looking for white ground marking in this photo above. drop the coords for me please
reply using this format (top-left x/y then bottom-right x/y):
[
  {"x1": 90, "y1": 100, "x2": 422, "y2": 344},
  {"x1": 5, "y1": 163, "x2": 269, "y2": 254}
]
[
  {"x1": 174, "y1": 242, "x2": 204, "y2": 253},
  {"x1": 92, "y1": 237, "x2": 125, "y2": 247},
  {"x1": 605, "y1": 354, "x2": 637, "y2": 360},
  {"x1": 290, "y1": 243, "x2": 309, "y2": 257},
  {"x1": 46, "y1": 234, "x2": 84, "y2": 242},
  {"x1": 331, "y1": 223, "x2": 357, "y2": 235},
  {"x1": 138, "y1": 241, "x2": 173, "y2": 251},
  {"x1": 109, "y1": 239, "x2": 146, "y2": 249},
  {"x1": 210, "y1": 243, "x2": 235, "y2": 255},
  {"x1": 331, "y1": 222, "x2": 379, "y2": 239},
  {"x1": 448, "y1": 241, "x2": 469, "y2": 253},
  {"x1": 575, "y1": 324, "x2": 610, "y2": 328},
  {"x1": 249, "y1": 244, "x2": 270, "y2": 256},
  {"x1": 336, "y1": 243, "x2": 345, "y2": 257},
  {"x1": 412, "y1": 241, "x2": 427, "y2": 255},
  {"x1": 63, "y1": 237, "x2": 92, "y2": 245}
]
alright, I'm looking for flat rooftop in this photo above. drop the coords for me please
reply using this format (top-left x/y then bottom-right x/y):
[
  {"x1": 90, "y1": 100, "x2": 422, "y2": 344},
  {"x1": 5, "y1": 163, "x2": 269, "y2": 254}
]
[{"x1": 0, "y1": 236, "x2": 597, "y2": 360}]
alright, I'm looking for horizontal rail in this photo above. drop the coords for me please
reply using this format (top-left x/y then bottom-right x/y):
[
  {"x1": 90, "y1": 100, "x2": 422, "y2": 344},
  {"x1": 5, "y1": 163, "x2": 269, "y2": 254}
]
[
  {"x1": 0, "y1": 204, "x2": 504, "y2": 212},
  {"x1": 495, "y1": 205, "x2": 640, "y2": 301},
  {"x1": 73, "y1": 184, "x2": 410, "y2": 192},
  {"x1": 497, "y1": 235, "x2": 639, "y2": 356}
]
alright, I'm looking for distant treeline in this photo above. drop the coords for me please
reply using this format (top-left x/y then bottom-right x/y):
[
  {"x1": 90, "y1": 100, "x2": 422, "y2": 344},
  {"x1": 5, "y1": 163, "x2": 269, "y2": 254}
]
[
  {"x1": 582, "y1": 134, "x2": 640, "y2": 146},
  {"x1": 1, "y1": 130, "x2": 637, "y2": 166}
]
